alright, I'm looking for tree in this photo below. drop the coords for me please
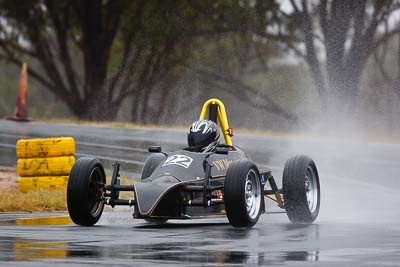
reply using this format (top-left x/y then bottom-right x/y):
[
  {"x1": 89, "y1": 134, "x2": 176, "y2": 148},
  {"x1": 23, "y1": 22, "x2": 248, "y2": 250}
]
[
  {"x1": 125, "y1": 0, "x2": 299, "y2": 124},
  {"x1": 0, "y1": 0, "x2": 201, "y2": 121},
  {"x1": 374, "y1": 32, "x2": 400, "y2": 99},
  {"x1": 276, "y1": 0, "x2": 400, "y2": 114},
  {"x1": 0, "y1": 0, "x2": 304, "y2": 124},
  {"x1": 0, "y1": 0, "x2": 129, "y2": 119},
  {"x1": 185, "y1": 0, "x2": 300, "y2": 124},
  {"x1": 117, "y1": 1, "x2": 200, "y2": 123}
]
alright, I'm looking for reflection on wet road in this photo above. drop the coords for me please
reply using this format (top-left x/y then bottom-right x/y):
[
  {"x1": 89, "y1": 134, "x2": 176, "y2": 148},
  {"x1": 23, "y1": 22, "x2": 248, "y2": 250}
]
[
  {"x1": 1, "y1": 119, "x2": 400, "y2": 266},
  {"x1": 0, "y1": 217, "x2": 325, "y2": 265},
  {"x1": 3, "y1": 239, "x2": 319, "y2": 265},
  {"x1": 1, "y1": 213, "x2": 399, "y2": 266}
]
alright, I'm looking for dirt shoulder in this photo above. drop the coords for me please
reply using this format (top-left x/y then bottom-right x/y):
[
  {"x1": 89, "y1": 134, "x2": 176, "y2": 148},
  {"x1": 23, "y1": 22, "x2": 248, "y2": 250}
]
[{"x1": 0, "y1": 167, "x2": 18, "y2": 189}]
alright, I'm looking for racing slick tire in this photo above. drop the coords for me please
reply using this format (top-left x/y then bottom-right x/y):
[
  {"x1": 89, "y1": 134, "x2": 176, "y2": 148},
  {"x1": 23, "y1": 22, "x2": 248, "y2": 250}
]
[
  {"x1": 141, "y1": 153, "x2": 166, "y2": 180},
  {"x1": 282, "y1": 155, "x2": 320, "y2": 223},
  {"x1": 224, "y1": 160, "x2": 262, "y2": 228},
  {"x1": 67, "y1": 157, "x2": 106, "y2": 226}
]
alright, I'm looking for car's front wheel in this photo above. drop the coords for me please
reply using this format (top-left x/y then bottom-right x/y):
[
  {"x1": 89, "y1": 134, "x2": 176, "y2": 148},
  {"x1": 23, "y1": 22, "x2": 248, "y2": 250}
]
[
  {"x1": 67, "y1": 157, "x2": 106, "y2": 226},
  {"x1": 224, "y1": 160, "x2": 262, "y2": 228}
]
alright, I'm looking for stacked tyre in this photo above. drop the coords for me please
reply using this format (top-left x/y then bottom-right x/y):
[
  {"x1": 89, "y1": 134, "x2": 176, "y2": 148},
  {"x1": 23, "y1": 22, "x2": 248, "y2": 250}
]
[{"x1": 16, "y1": 137, "x2": 75, "y2": 192}]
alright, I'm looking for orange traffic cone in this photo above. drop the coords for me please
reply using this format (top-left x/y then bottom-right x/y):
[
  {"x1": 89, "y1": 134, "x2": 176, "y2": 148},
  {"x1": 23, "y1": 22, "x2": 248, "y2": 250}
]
[{"x1": 7, "y1": 63, "x2": 31, "y2": 122}]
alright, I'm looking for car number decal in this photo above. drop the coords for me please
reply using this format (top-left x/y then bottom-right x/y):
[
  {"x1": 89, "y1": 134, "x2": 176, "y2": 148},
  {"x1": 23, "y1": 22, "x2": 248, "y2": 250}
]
[{"x1": 162, "y1": 155, "x2": 193, "y2": 168}]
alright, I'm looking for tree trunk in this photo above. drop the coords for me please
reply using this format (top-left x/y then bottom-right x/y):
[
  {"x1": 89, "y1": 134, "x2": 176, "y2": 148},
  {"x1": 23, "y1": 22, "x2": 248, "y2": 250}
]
[{"x1": 301, "y1": 0, "x2": 327, "y2": 110}]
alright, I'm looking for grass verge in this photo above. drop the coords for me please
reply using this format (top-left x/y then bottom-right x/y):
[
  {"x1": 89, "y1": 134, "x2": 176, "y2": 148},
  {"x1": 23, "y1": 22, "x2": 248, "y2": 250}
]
[
  {"x1": 0, "y1": 176, "x2": 133, "y2": 212},
  {"x1": 0, "y1": 188, "x2": 66, "y2": 212}
]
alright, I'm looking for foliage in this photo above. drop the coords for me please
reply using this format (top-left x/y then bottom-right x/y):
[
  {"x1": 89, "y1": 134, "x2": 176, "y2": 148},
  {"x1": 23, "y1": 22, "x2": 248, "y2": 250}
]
[
  {"x1": 0, "y1": 0, "x2": 399, "y2": 129},
  {"x1": 277, "y1": 0, "x2": 400, "y2": 115},
  {"x1": 0, "y1": 0, "x2": 292, "y2": 123}
]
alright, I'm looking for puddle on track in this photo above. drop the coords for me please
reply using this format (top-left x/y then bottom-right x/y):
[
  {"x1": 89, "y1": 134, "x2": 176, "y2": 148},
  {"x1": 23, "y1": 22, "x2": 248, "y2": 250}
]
[
  {"x1": 1, "y1": 218, "x2": 399, "y2": 265},
  {"x1": 0, "y1": 236, "x2": 322, "y2": 265},
  {"x1": 0, "y1": 216, "x2": 322, "y2": 264}
]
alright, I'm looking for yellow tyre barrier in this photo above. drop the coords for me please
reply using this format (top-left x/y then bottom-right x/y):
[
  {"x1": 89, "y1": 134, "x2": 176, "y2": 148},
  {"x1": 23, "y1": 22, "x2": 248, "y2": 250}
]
[
  {"x1": 18, "y1": 176, "x2": 69, "y2": 192},
  {"x1": 16, "y1": 137, "x2": 75, "y2": 159},
  {"x1": 17, "y1": 156, "x2": 75, "y2": 177}
]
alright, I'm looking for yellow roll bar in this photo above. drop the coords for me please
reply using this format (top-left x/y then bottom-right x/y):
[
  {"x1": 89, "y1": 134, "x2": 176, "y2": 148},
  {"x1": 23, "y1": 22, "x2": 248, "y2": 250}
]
[{"x1": 199, "y1": 98, "x2": 233, "y2": 146}]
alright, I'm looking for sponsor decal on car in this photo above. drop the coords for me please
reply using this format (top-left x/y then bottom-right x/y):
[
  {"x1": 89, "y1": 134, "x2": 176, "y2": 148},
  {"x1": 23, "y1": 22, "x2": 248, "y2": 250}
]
[{"x1": 162, "y1": 155, "x2": 193, "y2": 168}]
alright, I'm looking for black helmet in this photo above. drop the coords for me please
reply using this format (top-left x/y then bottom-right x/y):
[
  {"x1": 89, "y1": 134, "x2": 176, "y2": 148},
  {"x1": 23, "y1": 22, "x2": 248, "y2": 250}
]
[{"x1": 188, "y1": 120, "x2": 220, "y2": 151}]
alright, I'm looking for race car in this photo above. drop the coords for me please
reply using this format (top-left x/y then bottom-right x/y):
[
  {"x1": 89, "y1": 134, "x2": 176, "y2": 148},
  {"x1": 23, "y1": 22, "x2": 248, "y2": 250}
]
[{"x1": 67, "y1": 98, "x2": 320, "y2": 228}]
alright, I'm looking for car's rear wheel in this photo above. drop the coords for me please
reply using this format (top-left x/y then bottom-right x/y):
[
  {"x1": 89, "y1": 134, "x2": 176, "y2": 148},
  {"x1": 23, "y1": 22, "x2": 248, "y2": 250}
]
[
  {"x1": 224, "y1": 160, "x2": 262, "y2": 228},
  {"x1": 141, "y1": 153, "x2": 166, "y2": 180},
  {"x1": 282, "y1": 155, "x2": 320, "y2": 223},
  {"x1": 67, "y1": 157, "x2": 105, "y2": 226}
]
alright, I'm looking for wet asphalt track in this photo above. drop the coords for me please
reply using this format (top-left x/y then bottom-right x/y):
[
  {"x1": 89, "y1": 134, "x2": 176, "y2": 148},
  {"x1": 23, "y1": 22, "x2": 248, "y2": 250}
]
[{"x1": 1, "y1": 119, "x2": 400, "y2": 266}]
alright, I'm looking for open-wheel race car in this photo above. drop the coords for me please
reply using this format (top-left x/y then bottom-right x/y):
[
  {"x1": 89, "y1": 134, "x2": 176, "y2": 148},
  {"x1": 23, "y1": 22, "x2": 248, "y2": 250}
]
[{"x1": 67, "y1": 98, "x2": 320, "y2": 228}]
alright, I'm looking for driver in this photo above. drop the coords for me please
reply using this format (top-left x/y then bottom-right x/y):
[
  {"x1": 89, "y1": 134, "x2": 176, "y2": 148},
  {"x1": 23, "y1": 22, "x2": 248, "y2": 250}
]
[{"x1": 187, "y1": 119, "x2": 220, "y2": 152}]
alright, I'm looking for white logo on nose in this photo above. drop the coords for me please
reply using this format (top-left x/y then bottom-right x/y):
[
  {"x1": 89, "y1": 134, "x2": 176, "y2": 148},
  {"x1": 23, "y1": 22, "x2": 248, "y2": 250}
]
[{"x1": 162, "y1": 155, "x2": 193, "y2": 168}]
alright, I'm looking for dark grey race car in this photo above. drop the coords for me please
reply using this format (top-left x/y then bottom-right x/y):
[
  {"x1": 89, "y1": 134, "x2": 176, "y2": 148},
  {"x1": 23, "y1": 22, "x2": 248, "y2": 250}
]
[{"x1": 67, "y1": 99, "x2": 320, "y2": 228}]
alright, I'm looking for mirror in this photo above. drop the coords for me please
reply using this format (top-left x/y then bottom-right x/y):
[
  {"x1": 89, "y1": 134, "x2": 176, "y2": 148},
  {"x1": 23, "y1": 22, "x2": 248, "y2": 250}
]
[{"x1": 148, "y1": 146, "x2": 161, "y2": 153}]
